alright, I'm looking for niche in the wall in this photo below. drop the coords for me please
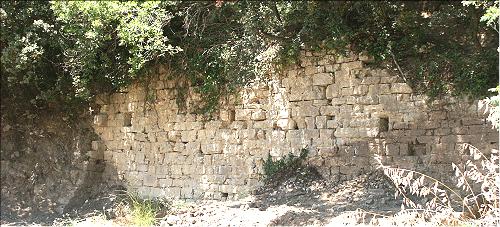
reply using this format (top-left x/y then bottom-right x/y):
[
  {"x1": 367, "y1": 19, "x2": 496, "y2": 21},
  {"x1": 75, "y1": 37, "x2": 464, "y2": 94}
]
[
  {"x1": 379, "y1": 117, "x2": 389, "y2": 132},
  {"x1": 123, "y1": 113, "x2": 132, "y2": 127}
]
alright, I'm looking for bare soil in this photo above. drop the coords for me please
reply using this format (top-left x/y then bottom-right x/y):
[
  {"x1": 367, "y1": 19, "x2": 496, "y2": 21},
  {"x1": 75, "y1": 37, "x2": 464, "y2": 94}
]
[{"x1": 159, "y1": 167, "x2": 404, "y2": 226}]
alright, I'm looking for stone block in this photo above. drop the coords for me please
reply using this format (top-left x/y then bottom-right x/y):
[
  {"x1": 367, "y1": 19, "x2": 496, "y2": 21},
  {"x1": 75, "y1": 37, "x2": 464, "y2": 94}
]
[
  {"x1": 93, "y1": 114, "x2": 108, "y2": 126},
  {"x1": 312, "y1": 73, "x2": 333, "y2": 86},
  {"x1": 353, "y1": 85, "x2": 368, "y2": 95},
  {"x1": 325, "y1": 85, "x2": 340, "y2": 99},
  {"x1": 251, "y1": 110, "x2": 267, "y2": 121},
  {"x1": 201, "y1": 143, "x2": 222, "y2": 154},
  {"x1": 235, "y1": 109, "x2": 252, "y2": 121},
  {"x1": 276, "y1": 119, "x2": 297, "y2": 130},
  {"x1": 305, "y1": 117, "x2": 316, "y2": 129},
  {"x1": 168, "y1": 131, "x2": 181, "y2": 142},
  {"x1": 315, "y1": 116, "x2": 327, "y2": 129},
  {"x1": 385, "y1": 144, "x2": 400, "y2": 156},
  {"x1": 320, "y1": 106, "x2": 337, "y2": 116},
  {"x1": 143, "y1": 174, "x2": 157, "y2": 187},
  {"x1": 341, "y1": 61, "x2": 363, "y2": 71},
  {"x1": 305, "y1": 65, "x2": 324, "y2": 76},
  {"x1": 253, "y1": 120, "x2": 270, "y2": 129},
  {"x1": 326, "y1": 119, "x2": 342, "y2": 128},
  {"x1": 391, "y1": 83, "x2": 412, "y2": 93},
  {"x1": 220, "y1": 110, "x2": 235, "y2": 122},
  {"x1": 185, "y1": 141, "x2": 201, "y2": 152},
  {"x1": 292, "y1": 104, "x2": 319, "y2": 117},
  {"x1": 325, "y1": 64, "x2": 340, "y2": 72},
  {"x1": 181, "y1": 131, "x2": 197, "y2": 142}
]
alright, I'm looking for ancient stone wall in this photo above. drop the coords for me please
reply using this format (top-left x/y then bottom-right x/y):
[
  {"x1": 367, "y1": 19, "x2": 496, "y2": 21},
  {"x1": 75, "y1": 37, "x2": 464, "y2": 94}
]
[{"x1": 91, "y1": 51, "x2": 498, "y2": 200}]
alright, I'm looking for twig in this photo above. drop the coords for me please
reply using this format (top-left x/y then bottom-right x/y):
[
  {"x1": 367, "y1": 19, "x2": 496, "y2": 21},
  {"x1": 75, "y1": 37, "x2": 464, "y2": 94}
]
[{"x1": 389, "y1": 49, "x2": 408, "y2": 83}]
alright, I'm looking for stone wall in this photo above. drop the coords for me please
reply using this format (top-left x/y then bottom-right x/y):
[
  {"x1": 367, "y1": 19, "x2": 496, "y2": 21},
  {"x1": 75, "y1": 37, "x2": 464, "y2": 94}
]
[{"x1": 91, "y1": 51, "x2": 498, "y2": 200}]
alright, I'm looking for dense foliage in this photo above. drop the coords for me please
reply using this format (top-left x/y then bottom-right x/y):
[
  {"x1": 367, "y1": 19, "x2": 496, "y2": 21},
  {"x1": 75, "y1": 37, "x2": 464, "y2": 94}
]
[{"x1": 1, "y1": 1, "x2": 498, "y2": 116}]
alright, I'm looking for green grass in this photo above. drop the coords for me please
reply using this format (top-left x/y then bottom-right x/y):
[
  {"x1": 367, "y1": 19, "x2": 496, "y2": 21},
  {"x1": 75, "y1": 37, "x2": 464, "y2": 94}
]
[{"x1": 127, "y1": 193, "x2": 170, "y2": 227}]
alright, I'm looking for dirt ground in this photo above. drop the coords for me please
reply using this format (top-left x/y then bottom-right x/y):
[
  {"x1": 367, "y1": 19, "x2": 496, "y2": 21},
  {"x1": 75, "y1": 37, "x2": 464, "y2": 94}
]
[
  {"x1": 157, "y1": 168, "x2": 405, "y2": 227},
  {"x1": 2, "y1": 166, "x2": 477, "y2": 226}
]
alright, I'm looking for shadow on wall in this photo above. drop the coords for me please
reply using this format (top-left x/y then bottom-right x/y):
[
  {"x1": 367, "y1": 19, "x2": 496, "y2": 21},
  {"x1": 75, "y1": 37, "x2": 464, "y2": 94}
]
[{"x1": 0, "y1": 113, "x2": 122, "y2": 225}]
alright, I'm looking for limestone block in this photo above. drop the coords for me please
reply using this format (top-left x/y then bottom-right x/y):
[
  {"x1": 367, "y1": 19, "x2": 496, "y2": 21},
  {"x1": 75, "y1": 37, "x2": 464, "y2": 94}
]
[
  {"x1": 353, "y1": 85, "x2": 368, "y2": 95},
  {"x1": 326, "y1": 119, "x2": 342, "y2": 128},
  {"x1": 87, "y1": 149, "x2": 104, "y2": 160},
  {"x1": 220, "y1": 110, "x2": 235, "y2": 122},
  {"x1": 256, "y1": 130, "x2": 266, "y2": 140},
  {"x1": 391, "y1": 83, "x2": 413, "y2": 94},
  {"x1": 461, "y1": 118, "x2": 485, "y2": 125},
  {"x1": 312, "y1": 73, "x2": 334, "y2": 86},
  {"x1": 467, "y1": 125, "x2": 488, "y2": 134},
  {"x1": 253, "y1": 120, "x2": 270, "y2": 129},
  {"x1": 251, "y1": 110, "x2": 267, "y2": 121},
  {"x1": 292, "y1": 104, "x2": 319, "y2": 117},
  {"x1": 341, "y1": 61, "x2": 363, "y2": 71},
  {"x1": 300, "y1": 58, "x2": 314, "y2": 67},
  {"x1": 295, "y1": 117, "x2": 306, "y2": 129},
  {"x1": 276, "y1": 119, "x2": 297, "y2": 130},
  {"x1": 305, "y1": 65, "x2": 324, "y2": 76},
  {"x1": 229, "y1": 121, "x2": 247, "y2": 130},
  {"x1": 334, "y1": 128, "x2": 358, "y2": 138},
  {"x1": 235, "y1": 109, "x2": 252, "y2": 121},
  {"x1": 303, "y1": 129, "x2": 320, "y2": 140},
  {"x1": 173, "y1": 142, "x2": 185, "y2": 152},
  {"x1": 315, "y1": 116, "x2": 327, "y2": 129},
  {"x1": 173, "y1": 122, "x2": 185, "y2": 131},
  {"x1": 326, "y1": 84, "x2": 340, "y2": 98},
  {"x1": 185, "y1": 141, "x2": 201, "y2": 152},
  {"x1": 201, "y1": 143, "x2": 222, "y2": 154},
  {"x1": 318, "y1": 146, "x2": 339, "y2": 157},
  {"x1": 93, "y1": 114, "x2": 108, "y2": 126},
  {"x1": 181, "y1": 131, "x2": 197, "y2": 142},
  {"x1": 380, "y1": 76, "x2": 398, "y2": 84},
  {"x1": 379, "y1": 95, "x2": 398, "y2": 109},
  {"x1": 335, "y1": 69, "x2": 351, "y2": 88},
  {"x1": 393, "y1": 122, "x2": 409, "y2": 130},
  {"x1": 186, "y1": 122, "x2": 203, "y2": 130},
  {"x1": 143, "y1": 174, "x2": 157, "y2": 187},
  {"x1": 434, "y1": 128, "x2": 451, "y2": 136},
  {"x1": 167, "y1": 131, "x2": 181, "y2": 142},
  {"x1": 305, "y1": 117, "x2": 316, "y2": 129},
  {"x1": 325, "y1": 64, "x2": 340, "y2": 72},
  {"x1": 302, "y1": 86, "x2": 326, "y2": 100},
  {"x1": 341, "y1": 87, "x2": 353, "y2": 97},
  {"x1": 385, "y1": 144, "x2": 400, "y2": 156},
  {"x1": 320, "y1": 106, "x2": 337, "y2": 116},
  {"x1": 237, "y1": 129, "x2": 255, "y2": 141}
]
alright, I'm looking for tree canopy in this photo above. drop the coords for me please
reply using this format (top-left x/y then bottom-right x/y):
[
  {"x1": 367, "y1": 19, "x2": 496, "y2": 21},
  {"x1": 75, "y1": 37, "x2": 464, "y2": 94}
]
[{"x1": 1, "y1": 1, "x2": 498, "y2": 116}]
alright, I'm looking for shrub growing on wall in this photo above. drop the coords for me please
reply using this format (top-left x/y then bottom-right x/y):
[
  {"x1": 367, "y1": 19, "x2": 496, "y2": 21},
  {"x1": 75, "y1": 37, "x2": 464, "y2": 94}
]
[{"x1": 1, "y1": 1, "x2": 498, "y2": 117}]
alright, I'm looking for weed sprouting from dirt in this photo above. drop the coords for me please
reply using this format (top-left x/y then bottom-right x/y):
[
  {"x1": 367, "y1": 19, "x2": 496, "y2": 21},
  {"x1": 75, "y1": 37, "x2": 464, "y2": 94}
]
[
  {"x1": 263, "y1": 148, "x2": 309, "y2": 180},
  {"x1": 121, "y1": 193, "x2": 171, "y2": 227}
]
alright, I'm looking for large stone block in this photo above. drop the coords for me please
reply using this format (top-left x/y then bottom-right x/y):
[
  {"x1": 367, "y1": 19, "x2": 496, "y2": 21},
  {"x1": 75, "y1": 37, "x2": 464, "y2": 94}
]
[
  {"x1": 251, "y1": 110, "x2": 267, "y2": 121},
  {"x1": 292, "y1": 104, "x2": 319, "y2": 117},
  {"x1": 391, "y1": 83, "x2": 413, "y2": 93},
  {"x1": 326, "y1": 84, "x2": 340, "y2": 98},
  {"x1": 312, "y1": 73, "x2": 334, "y2": 86},
  {"x1": 235, "y1": 109, "x2": 252, "y2": 121},
  {"x1": 276, "y1": 119, "x2": 297, "y2": 130},
  {"x1": 93, "y1": 114, "x2": 108, "y2": 126}
]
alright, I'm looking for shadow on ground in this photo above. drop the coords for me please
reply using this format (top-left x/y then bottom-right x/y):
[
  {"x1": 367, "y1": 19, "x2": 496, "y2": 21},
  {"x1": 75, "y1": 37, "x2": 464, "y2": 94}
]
[{"x1": 247, "y1": 166, "x2": 403, "y2": 226}]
